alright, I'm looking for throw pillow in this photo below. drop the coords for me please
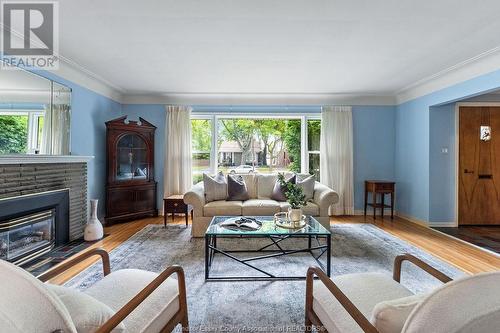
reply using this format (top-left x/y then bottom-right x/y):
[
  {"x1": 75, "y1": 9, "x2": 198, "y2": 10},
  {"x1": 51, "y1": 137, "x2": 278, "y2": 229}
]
[
  {"x1": 203, "y1": 172, "x2": 227, "y2": 202},
  {"x1": 46, "y1": 284, "x2": 126, "y2": 333},
  {"x1": 296, "y1": 174, "x2": 315, "y2": 201},
  {"x1": 227, "y1": 174, "x2": 250, "y2": 201},
  {"x1": 270, "y1": 174, "x2": 296, "y2": 202},
  {"x1": 370, "y1": 293, "x2": 427, "y2": 333}
]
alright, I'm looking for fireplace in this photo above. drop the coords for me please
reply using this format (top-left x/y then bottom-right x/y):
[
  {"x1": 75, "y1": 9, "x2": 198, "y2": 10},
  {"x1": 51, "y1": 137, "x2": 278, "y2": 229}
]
[{"x1": 0, "y1": 189, "x2": 69, "y2": 265}]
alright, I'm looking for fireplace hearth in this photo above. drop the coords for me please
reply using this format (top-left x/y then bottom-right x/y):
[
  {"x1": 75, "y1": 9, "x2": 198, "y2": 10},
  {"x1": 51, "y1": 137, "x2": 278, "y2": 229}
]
[{"x1": 0, "y1": 189, "x2": 69, "y2": 265}]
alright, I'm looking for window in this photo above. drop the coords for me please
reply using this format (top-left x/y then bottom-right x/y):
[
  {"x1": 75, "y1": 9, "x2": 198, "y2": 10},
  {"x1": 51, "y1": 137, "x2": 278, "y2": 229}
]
[
  {"x1": 191, "y1": 114, "x2": 321, "y2": 183},
  {"x1": 0, "y1": 110, "x2": 45, "y2": 154},
  {"x1": 307, "y1": 119, "x2": 321, "y2": 180},
  {"x1": 191, "y1": 118, "x2": 213, "y2": 184}
]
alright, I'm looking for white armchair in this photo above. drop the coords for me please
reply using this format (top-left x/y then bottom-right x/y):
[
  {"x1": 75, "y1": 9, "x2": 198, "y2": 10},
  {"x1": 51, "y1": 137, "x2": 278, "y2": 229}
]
[
  {"x1": 305, "y1": 254, "x2": 500, "y2": 333},
  {"x1": 0, "y1": 248, "x2": 189, "y2": 333}
]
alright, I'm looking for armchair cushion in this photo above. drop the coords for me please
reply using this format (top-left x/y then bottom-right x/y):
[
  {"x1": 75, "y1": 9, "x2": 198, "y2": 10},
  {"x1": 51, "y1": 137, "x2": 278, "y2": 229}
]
[
  {"x1": 47, "y1": 284, "x2": 125, "y2": 333},
  {"x1": 0, "y1": 259, "x2": 77, "y2": 333},
  {"x1": 370, "y1": 293, "x2": 427, "y2": 333},
  {"x1": 313, "y1": 273, "x2": 413, "y2": 333},
  {"x1": 84, "y1": 269, "x2": 180, "y2": 333}
]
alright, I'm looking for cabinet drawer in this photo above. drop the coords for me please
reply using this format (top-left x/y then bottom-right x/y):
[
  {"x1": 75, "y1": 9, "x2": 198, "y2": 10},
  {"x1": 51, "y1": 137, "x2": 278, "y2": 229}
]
[
  {"x1": 135, "y1": 188, "x2": 156, "y2": 212},
  {"x1": 375, "y1": 183, "x2": 394, "y2": 192},
  {"x1": 165, "y1": 200, "x2": 186, "y2": 212}
]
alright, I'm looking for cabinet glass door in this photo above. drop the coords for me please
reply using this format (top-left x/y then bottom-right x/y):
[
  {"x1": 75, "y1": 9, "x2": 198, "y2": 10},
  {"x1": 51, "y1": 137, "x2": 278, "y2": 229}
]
[{"x1": 116, "y1": 134, "x2": 149, "y2": 181}]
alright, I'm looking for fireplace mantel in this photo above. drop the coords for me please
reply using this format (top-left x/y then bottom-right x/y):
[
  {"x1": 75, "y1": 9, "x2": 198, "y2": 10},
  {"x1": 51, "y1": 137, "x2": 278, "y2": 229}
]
[{"x1": 0, "y1": 155, "x2": 94, "y2": 164}]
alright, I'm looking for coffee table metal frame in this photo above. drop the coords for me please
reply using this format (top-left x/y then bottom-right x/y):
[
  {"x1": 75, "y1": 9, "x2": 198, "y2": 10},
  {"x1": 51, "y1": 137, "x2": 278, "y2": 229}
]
[{"x1": 204, "y1": 216, "x2": 331, "y2": 281}]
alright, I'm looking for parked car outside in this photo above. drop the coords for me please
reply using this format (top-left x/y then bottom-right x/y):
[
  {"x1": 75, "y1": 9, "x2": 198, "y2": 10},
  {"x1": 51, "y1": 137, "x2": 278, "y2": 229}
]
[{"x1": 229, "y1": 165, "x2": 255, "y2": 174}]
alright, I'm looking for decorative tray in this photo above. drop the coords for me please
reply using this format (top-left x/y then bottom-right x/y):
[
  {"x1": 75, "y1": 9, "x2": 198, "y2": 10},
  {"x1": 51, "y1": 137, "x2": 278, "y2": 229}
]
[{"x1": 273, "y1": 212, "x2": 307, "y2": 229}]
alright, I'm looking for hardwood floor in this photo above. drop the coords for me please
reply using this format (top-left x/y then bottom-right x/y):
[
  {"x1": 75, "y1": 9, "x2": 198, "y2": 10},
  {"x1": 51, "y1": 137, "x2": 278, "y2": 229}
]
[{"x1": 47, "y1": 215, "x2": 500, "y2": 285}]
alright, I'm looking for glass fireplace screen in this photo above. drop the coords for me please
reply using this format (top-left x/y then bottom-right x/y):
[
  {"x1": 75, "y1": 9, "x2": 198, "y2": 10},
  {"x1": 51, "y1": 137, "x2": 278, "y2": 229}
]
[{"x1": 0, "y1": 209, "x2": 56, "y2": 264}]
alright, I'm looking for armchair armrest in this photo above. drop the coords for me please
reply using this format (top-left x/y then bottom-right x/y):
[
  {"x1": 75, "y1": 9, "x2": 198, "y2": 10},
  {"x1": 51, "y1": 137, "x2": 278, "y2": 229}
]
[
  {"x1": 313, "y1": 182, "x2": 339, "y2": 216},
  {"x1": 38, "y1": 247, "x2": 110, "y2": 282},
  {"x1": 393, "y1": 254, "x2": 453, "y2": 284},
  {"x1": 306, "y1": 266, "x2": 378, "y2": 333},
  {"x1": 95, "y1": 265, "x2": 188, "y2": 333},
  {"x1": 183, "y1": 181, "x2": 205, "y2": 217}
]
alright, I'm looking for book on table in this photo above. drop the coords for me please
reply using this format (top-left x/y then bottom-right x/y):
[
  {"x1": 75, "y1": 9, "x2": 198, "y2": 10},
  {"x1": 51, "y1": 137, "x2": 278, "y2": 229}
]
[{"x1": 220, "y1": 217, "x2": 262, "y2": 231}]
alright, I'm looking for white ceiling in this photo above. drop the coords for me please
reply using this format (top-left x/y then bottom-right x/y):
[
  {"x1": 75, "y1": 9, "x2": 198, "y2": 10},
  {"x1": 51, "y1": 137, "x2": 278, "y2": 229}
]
[{"x1": 53, "y1": 1, "x2": 500, "y2": 97}]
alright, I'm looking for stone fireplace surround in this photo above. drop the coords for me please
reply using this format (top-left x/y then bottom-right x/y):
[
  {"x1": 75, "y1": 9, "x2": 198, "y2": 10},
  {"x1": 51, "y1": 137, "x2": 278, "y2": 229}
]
[{"x1": 0, "y1": 155, "x2": 93, "y2": 243}]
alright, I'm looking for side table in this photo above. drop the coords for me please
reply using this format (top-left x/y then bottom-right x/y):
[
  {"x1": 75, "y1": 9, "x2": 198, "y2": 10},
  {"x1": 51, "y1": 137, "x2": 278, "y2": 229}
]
[
  {"x1": 364, "y1": 180, "x2": 395, "y2": 219},
  {"x1": 163, "y1": 195, "x2": 192, "y2": 227}
]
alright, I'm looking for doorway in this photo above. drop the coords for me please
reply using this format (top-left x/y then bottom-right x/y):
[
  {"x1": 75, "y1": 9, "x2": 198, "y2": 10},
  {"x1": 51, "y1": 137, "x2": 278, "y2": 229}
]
[{"x1": 458, "y1": 106, "x2": 500, "y2": 225}]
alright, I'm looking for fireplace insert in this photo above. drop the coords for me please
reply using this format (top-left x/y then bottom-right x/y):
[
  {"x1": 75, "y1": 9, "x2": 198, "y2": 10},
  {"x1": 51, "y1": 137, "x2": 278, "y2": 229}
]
[
  {"x1": 0, "y1": 189, "x2": 69, "y2": 265},
  {"x1": 0, "y1": 209, "x2": 56, "y2": 265}
]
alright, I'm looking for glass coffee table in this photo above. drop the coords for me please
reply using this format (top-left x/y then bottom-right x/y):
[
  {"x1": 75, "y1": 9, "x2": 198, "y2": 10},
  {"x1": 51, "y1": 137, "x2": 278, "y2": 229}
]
[{"x1": 205, "y1": 216, "x2": 331, "y2": 281}]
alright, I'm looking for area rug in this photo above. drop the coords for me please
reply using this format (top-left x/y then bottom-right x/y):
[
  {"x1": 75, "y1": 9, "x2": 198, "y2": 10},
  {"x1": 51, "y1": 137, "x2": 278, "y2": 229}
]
[{"x1": 65, "y1": 224, "x2": 464, "y2": 332}]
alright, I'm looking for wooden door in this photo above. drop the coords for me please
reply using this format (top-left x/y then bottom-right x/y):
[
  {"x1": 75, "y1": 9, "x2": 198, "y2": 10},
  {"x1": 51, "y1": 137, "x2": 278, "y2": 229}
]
[{"x1": 459, "y1": 106, "x2": 500, "y2": 225}]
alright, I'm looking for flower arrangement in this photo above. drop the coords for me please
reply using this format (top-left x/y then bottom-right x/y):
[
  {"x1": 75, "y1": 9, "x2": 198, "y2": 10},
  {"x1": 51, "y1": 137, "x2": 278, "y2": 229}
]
[{"x1": 277, "y1": 173, "x2": 307, "y2": 209}]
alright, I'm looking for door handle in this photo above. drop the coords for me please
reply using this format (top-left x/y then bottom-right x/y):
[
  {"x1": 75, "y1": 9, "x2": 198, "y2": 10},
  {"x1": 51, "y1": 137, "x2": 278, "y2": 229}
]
[{"x1": 464, "y1": 169, "x2": 474, "y2": 174}]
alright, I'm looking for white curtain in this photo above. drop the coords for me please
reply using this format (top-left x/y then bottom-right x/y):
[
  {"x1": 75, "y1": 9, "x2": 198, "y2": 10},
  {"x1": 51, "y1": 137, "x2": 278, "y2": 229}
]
[
  {"x1": 320, "y1": 105, "x2": 354, "y2": 215},
  {"x1": 40, "y1": 104, "x2": 70, "y2": 155},
  {"x1": 164, "y1": 105, "x2": 193, "y2": 197}
]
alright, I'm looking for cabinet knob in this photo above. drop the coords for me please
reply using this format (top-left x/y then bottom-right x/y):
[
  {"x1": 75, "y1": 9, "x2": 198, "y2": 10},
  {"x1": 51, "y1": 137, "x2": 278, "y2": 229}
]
[{"x1": 174, "y1": 203, "x2": 178, "y2": 207}]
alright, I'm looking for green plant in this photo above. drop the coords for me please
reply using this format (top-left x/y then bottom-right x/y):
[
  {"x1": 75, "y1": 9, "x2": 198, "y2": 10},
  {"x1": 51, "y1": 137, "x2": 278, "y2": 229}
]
[{"x1": 277, "y1": 173, "x2": 306, "y2": 209}]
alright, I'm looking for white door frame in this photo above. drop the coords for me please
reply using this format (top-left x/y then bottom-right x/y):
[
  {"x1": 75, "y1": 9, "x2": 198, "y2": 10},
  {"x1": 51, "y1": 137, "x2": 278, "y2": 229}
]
[{"x1": 454, "y1": 102, "x2": 500, "y2": 227}]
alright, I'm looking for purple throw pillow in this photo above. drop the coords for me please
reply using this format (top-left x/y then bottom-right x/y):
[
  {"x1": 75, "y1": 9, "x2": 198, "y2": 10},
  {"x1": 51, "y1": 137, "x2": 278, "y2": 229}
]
[
  {"x1": 227, "y1": 175, "x2": 250, "y2": 201},
  {"x1": 270, "y1": 174, "x2": 296, "y2": 202}
]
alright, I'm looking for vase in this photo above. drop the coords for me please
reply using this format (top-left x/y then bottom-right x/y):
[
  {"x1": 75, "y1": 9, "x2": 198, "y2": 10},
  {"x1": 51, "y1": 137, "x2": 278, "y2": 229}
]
[
  {"x1": 288, "y1": 207, "x2": 303, "y2": 223},
  {"x1": 84, "y1": 199, "x2": 104, "y2": 241}
]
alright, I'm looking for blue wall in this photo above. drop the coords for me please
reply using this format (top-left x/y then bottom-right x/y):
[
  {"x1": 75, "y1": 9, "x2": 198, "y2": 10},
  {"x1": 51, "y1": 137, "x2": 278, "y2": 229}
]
[
  {"x1": 395, "y1": 68, "x2": 500, "y2": 223},
  {"x1": 352, "y1": 106, "x2": 396, "y2": 211},
  {"x1": 429, "y1": 103, "x2": 456, "y2": 223},
  {"x1": 31, "y1": 70, "x2": 122, "y2": 217}
]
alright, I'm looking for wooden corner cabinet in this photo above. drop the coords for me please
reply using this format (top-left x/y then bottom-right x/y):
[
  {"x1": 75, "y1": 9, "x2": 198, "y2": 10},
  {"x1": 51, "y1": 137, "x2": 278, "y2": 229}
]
[{"x1": 105, "y1": 116, "x2": 158, "y2": 224}]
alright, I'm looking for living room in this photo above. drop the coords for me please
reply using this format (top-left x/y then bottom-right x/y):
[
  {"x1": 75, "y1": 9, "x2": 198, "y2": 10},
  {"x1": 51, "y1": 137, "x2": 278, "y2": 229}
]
[{"x1": 1, "y1": 1, "x2": 500, "y2": 332}]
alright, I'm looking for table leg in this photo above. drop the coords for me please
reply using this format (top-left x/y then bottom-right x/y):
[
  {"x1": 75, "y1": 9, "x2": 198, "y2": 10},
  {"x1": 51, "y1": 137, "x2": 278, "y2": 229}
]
[
  {"x1": 326, "y1": 234, "x2": 331, "y2": 277},
  {"x1": 364, "y1": 186, "x2": 368, "y2": 216},
  {"x1": 372, "y1": 191, "x2": 377, "y2": 220},
  {"x1": 163, "y1": 201, "x2": 166, "y2": 228},
  {"x1": 205, "y1": 235, "x2": 209, "y2": 280},
  {"x1": 172, "y1": 212, "x2": 174, "y2": 223},
  {"x1": 381, "y1": 193, "x2": 385, "y2": 218},
  {"x1": 391, "y1": 192, "x2": 394, "y2": 219},
  {"x1": 185, "y1": 209, "x2": 188, "y2": 226}
]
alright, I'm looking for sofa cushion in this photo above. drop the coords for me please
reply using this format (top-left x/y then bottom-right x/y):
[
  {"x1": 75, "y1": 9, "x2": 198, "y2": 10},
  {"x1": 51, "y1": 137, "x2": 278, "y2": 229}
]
[
  {"x1": 313, "y1": 273, "x2": 413, "y2": 333},
  {"x1": 279, "y1": 201, "x2": 319, "y2": 216},
  {"x1": 370, "y1": 293, "x2": 427, "y2": 333},
  {"x1": 47, "y1": 284, "x2": 125, "y2": 333},
  {"x1": 240, "y1": 174, "x2": 258, "y2": 199},
  {"x1": 297, "y1": 175, "x2": 315, "y2": 201},
  {"x1": 84, "y1": 269, "x2": 179, "y2": 333},
  {"x1": 271, "y1": 174, "x2": 296, "y2": 201},
  {"x1": 257, "y1": 174, "x2": 278, "y2": 199},
  {"x1": 204, "y1": 200, "x2": 243, "y2": 216},
  {"x1": 242, "y1": 199, "x2": 281, "y2": 216},
  {"x1": 203, "y1": 172, "x2": 227, "y2": 203},
  {"x1": 227, "y1": 175, "x2": 250, "y2": 201}
]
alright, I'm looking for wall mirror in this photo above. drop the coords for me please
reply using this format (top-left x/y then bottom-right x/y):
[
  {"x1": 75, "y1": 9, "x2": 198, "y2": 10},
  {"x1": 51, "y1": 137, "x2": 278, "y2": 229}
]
[{"x1": 0, "y1": 68, "x2": 71, "y2": 155}]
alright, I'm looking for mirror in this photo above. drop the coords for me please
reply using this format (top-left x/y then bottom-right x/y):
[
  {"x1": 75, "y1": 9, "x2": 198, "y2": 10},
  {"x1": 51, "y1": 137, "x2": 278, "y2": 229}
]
[{"x1": 0, "y1": 68, "x2": 71, "y2": 155}]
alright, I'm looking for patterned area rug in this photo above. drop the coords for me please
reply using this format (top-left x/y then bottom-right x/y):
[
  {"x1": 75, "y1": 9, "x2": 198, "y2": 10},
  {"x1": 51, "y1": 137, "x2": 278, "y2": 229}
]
[{"x1": 65, "y1": 224, "x2": 464, "y2": 332}]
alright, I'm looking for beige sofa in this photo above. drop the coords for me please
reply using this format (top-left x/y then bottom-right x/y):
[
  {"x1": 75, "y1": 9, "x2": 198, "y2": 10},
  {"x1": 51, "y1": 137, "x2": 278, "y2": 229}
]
[{"x1": 184, "y1": 173, "x2": 339, "y2": 237}]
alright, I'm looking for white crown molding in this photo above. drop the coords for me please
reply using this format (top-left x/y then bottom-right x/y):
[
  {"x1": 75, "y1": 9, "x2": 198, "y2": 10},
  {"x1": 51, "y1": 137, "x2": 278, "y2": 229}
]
[
  {"x1": 1, "y1": 24, "x2": 125, "y2": 103},
  {"x1": 121, "y1": 93, "x2": 397, "y2": 106},
  {"x1": 0, "y1": 155, "x2": 94, "y2": 164},
  {"x1": 396, "y1": 46, "x2": 500, "y2": 104}
]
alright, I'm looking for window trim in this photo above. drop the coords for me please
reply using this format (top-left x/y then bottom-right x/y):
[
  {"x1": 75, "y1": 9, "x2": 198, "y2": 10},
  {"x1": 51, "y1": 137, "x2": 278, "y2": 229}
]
[{"x1": 191, "y1": 112, "x2": 321, "y2": 176}]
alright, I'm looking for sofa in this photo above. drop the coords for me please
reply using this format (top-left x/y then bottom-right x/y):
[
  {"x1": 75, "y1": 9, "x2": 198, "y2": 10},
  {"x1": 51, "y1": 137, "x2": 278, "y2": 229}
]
[{"x1": 184, "y1": 173, "x2": 339, "y2": 237}]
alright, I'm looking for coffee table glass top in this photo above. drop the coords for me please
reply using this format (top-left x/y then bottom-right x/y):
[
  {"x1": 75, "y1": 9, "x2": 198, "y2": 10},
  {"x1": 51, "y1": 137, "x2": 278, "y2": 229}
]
[{"x1": 205, "y1": 216, "x2": 331, "y2": 236}]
